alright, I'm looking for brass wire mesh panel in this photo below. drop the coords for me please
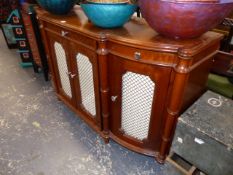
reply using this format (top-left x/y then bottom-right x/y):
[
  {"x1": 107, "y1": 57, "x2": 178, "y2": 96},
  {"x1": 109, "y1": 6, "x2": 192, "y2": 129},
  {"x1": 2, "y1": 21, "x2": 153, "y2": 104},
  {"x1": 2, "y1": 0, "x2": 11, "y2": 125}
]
[
  {"x1": 121, "y1": 71, "x2": 155, "y2": 140},
  {"x1": 76, "y1": 53, "x2": 96, "y2": 117},
  {"x1": 54, "y1": 42, "x2": 72, "y2": 98}
]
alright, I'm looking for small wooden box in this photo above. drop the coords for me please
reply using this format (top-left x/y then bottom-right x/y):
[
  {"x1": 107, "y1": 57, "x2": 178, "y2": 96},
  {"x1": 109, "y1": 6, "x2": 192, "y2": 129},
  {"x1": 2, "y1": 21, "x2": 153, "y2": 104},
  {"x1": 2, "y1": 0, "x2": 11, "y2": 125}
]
[{"x1": 172, "y1": 91, "x2": 233, "y2": 175}]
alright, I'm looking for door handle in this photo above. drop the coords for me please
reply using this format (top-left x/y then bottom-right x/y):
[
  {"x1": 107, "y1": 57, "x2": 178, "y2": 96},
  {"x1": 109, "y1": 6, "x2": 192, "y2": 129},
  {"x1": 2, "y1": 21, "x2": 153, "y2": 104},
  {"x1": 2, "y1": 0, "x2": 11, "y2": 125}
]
[
  {"x1": 66, "y1": 72, "x2": 71, "y2": 76},
  {"x1": 111, "y1": 96, "x2": 118, "y2": 102},
  {"x1": 70, "y1": 73, "x2": 76, "y2": 79},
  {"x1": 61, "y1": 30, "x2": 68, "y2": 37},
  {"x1": 66, "y1": 72, "x2": 76, "y2": 78}
]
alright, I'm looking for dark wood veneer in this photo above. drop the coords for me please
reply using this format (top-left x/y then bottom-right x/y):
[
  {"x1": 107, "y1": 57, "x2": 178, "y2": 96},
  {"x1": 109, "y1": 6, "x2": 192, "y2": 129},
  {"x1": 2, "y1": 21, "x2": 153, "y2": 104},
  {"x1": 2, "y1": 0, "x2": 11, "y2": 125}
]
[{"x1": 36, "y1": 6, "x2": 223, "y2": 163}]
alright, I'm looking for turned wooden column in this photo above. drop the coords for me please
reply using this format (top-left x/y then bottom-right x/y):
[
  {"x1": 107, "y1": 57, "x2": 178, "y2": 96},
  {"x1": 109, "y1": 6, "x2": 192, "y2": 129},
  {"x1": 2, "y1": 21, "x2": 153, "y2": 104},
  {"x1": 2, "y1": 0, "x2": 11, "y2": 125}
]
[
  {"x1": 157, "y1": 48, "x2": 219, "y2": 163},
  {"x1": 157, "y1": 51, "x2": 193, "y2": 163},
  {"x1": 97, "y1": 33, "x2": 110, "y2": 143}
]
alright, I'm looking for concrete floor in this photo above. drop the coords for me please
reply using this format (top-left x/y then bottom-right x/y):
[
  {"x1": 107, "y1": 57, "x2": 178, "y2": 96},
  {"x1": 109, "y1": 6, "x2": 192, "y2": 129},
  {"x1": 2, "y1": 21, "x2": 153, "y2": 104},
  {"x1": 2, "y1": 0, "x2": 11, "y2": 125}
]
[{"x1": 0, "y1": 30, "x2": 182, "y2": 175}]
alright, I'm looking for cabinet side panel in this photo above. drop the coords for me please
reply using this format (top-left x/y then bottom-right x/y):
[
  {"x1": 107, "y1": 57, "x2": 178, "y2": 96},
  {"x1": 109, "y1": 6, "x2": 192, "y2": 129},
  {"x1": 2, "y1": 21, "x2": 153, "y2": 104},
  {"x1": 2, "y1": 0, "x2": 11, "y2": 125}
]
[
  {"x1": 181, "y1": 59, "x2": 213, "y2": 113},
  {"x1": 181, "y1": 43, "x2": 220, "y2": 112}
]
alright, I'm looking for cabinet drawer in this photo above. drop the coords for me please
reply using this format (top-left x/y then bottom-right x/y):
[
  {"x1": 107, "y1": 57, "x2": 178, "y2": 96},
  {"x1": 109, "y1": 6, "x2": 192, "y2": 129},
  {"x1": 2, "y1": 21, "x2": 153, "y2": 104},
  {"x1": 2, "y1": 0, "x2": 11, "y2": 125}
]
[
  {"x1": 108, "y1": 42, "x2": 177, "y2": 66},
  {"x1": 44, "y1": 22, "x2": 96, "y2": 50}
]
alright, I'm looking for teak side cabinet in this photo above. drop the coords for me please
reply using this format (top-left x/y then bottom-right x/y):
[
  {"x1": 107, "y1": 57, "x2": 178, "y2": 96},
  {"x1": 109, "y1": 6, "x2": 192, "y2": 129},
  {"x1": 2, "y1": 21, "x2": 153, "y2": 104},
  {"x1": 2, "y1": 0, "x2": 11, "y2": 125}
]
[{"x1": 36, "y1": 7, "x2": 223, "y2": 163}]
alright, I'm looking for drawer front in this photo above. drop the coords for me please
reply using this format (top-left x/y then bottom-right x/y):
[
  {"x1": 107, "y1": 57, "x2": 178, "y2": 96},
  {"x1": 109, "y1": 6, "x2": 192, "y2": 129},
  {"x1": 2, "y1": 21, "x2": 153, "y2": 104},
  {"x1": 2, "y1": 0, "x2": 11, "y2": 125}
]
[
  {"x1": 107, "y1": 42, "x2": 177, "y2": 66},
  {"x1": 44, "y1": 22, "x2": 97, "y2": 50}
]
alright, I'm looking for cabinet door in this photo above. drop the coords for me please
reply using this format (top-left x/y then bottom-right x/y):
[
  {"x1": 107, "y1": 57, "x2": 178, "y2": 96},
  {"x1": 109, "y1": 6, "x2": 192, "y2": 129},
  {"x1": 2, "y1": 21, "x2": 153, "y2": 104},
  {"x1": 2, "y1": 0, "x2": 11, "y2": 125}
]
[
  {"x1": 109, "y1": 55, "x2": 171, "y2": 152},
  {"x1": 70, "y1": 42, "x2": 101, "y2": 127},
  {"x1": 46, "y1": 31, "x2": 76, "y2": 106}
]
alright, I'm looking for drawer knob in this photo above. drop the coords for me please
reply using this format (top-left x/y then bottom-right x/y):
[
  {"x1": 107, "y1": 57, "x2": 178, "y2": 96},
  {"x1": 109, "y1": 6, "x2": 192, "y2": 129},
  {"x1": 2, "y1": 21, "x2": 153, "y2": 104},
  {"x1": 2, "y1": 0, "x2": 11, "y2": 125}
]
[
  {"x1": 39, "y1": 24, "x2": 43, "y2": 29},
  {"x1": 61, "y1": 31, "x2": 68, "y2": 37},
  {"x1": 134, "y1": 52, "x2": 141, "y2": 60}
]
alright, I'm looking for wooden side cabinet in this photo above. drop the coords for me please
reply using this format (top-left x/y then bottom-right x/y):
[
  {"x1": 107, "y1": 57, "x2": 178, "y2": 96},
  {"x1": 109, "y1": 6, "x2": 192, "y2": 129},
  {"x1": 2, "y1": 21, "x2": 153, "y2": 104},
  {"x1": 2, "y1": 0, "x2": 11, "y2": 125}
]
[{"x1": 36, "y1": 6, "x2": 223, "y2": 163}]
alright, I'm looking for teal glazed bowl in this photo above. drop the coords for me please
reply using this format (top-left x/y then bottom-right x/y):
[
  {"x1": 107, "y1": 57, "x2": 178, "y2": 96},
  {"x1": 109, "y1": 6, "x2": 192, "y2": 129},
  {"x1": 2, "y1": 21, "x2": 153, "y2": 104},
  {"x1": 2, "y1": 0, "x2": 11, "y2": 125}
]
[
  {"x1": 36, "y1": 0, "x2": 76, "y2": 15},
  {"x1": 80, "y1": 2, "x2": 137, "y2": 28}
]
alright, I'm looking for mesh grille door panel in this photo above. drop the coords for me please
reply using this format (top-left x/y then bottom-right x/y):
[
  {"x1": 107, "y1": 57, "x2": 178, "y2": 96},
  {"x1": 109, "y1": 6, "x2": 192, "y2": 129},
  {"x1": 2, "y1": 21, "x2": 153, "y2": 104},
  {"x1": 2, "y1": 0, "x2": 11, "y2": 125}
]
[
  {"x1": 76, "y1": 53, "x2": 96, "y2": 117},
  {"x1": 54, "y1": 42, "x2": 72, "y2": 98},
  {"x1": 121, "y1": 71, "x2": 155, "y2": 141}
]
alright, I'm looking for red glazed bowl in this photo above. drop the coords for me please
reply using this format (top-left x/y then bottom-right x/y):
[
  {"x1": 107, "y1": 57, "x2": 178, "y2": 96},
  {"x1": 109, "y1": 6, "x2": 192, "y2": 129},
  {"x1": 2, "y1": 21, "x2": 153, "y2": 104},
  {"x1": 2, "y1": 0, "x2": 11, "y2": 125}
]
[{"x1": 139, "y1": 0, "x2": 233, "y2": 39}]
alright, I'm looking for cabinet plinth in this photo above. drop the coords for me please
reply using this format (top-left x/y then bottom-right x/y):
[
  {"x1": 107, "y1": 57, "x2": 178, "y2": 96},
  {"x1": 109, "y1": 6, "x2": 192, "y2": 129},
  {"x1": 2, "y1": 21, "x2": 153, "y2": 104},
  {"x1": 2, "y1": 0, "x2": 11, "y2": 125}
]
[{"x1": 37, "y1": 6, "x2": 223, "y2": 163}]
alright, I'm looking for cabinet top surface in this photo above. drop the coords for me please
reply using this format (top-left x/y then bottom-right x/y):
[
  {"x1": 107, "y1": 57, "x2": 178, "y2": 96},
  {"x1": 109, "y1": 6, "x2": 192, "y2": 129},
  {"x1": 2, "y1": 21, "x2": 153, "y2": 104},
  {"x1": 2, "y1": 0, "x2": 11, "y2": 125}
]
[{"x1": 36, "y1": 5, "x2": 223, "y2": 55}]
